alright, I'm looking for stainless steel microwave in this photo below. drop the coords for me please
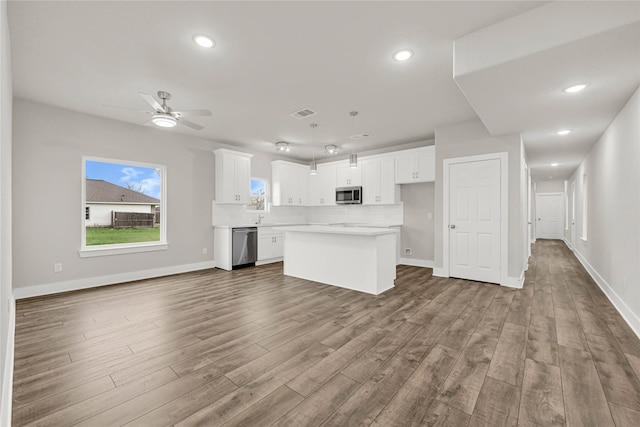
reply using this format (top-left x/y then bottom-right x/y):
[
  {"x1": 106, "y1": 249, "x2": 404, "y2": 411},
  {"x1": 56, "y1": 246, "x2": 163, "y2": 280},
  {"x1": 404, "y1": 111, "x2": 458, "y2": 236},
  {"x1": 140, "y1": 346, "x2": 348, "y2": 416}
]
[{"x1": 336, "y1": 186, "x2": 362, "y2": 205}]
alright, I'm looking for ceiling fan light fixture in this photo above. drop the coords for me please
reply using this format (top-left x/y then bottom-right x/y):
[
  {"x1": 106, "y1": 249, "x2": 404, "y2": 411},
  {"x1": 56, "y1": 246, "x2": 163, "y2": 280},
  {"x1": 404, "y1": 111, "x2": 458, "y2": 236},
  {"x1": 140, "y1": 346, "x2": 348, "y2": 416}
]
[
  {"x1": 325, "y1": 144, "x2": 338, "y2": 155},
  {"x1": 393, "y1": 49, "x2": 413, "y2": 61},
  {"x1": 152, "y1": 114, "x2": 177, "y2": 128},
  {"x1": 563, "y1": 83, "x2": 589, "y2": 93},
  {"x1": 275, "y1": 141, "x2": 290, "y2": 152},
  {"x1": 193, "y1": 34, "x2": 215, "y2": 48}
]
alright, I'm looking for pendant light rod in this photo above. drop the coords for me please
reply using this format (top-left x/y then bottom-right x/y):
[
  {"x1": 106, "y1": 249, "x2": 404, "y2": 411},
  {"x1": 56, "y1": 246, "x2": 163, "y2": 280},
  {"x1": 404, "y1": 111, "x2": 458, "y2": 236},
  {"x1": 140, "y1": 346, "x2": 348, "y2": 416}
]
[
  {"x1": 309, "y1": 123, "x2": 318, "y2": 175},
  {"x1": 349, "y1": 111, "x2": 358, "y2": 168}
]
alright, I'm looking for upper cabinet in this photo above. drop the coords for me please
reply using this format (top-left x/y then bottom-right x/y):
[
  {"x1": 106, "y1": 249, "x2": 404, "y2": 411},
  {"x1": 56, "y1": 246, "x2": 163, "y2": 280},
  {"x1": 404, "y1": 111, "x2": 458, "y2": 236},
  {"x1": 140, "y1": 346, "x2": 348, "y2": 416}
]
[
  {"x1": 272, "y1": 161, "x2": 308, "y2": 206},
  {"x1": 362, "y1": 156, "x2": 399, "y2": 205},
  {"x1": 308, "y1": 164, "x2": 337, "y2": 206},
  {"x1": 213, "y1": 149, "x2": 253, "y2": 204},
  {"x1": 336, "y1": 163, "x2": 362, "y2": 187},
  {"x1": 394, "y1": 146, "x2": 435, "y2": 184}
]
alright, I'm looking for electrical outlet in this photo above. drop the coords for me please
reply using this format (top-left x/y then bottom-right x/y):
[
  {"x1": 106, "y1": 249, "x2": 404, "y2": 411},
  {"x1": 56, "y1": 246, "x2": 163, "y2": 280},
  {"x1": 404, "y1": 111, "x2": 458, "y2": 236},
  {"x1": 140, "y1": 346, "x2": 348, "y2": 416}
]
[
  {"x1": 54, "y1": 263, "x2": 63, "y2": 273},
  {"x1": 202, "y1": 248, "x2": 208, "y2": 255},
  {"x1": 404, "y1": 248, "x2": 412, "y2": 256}
]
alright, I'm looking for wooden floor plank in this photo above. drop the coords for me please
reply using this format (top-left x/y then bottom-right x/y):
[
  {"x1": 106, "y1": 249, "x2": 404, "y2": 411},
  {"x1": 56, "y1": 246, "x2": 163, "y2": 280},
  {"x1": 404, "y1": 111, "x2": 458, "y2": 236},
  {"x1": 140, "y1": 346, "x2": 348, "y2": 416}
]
[
  {"x1": 558, "y1": 344, "x2": 614, "y2": 427},
  {"x1": 486, "y1": 321, "x2": 527, "y2": 388},
  {"x1": 437, "y1": 332, "x2": 499, "y2": 415},
  {"x1": 518, "y1": 358, "x2": 565, "y2": 426},
  {"x1": 270, "y1": 374, "x2": 359, "y2": 426},
  {"x1": 468, "y1": 376, "x2": 520, "y2": 427}
]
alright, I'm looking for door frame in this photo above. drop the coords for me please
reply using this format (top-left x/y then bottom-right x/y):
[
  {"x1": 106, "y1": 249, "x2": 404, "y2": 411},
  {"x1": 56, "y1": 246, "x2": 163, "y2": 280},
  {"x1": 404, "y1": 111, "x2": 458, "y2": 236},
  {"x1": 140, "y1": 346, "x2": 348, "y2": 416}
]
[
  {"x1": 534, "y1": 192, "x2": 564, "y2": 239},
  {"x1": 442, "y1": 152, "x2": 509, "y2": 286}
]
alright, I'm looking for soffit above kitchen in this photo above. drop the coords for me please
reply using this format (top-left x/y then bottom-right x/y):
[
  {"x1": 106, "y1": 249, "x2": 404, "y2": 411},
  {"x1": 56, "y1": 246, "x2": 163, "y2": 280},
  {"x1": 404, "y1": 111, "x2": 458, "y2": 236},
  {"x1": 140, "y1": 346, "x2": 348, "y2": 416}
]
[{"x1": 7, "y1": 1, "x2": 639, "y2": 181}]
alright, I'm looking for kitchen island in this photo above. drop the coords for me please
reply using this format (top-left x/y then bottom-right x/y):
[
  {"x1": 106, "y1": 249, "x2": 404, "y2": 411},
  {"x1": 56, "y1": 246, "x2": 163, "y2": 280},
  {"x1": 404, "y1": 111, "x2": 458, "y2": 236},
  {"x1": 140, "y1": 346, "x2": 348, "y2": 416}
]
[{"x1": 279, "y1": 225, "x2": 397, "y2": 295}]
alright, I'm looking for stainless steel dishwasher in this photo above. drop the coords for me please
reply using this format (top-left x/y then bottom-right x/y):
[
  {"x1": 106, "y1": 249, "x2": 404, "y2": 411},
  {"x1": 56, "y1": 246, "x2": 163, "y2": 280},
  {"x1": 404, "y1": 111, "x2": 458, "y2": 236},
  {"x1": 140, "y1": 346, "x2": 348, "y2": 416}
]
[{"x1": 231, "y1": 227, "x2": 258, "y2": 269}]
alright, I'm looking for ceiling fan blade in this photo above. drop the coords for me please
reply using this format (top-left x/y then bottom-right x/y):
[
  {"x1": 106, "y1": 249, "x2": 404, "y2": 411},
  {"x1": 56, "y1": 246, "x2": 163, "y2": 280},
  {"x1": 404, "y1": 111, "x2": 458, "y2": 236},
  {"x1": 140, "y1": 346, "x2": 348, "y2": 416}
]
[
  {"x1": 138, "y1": 92, "x2": 165, "y2": 112},
  {"x1": 103, "y1": 104, "x2": 152, "y2": 114},
  {"x1": 178, "y1": 119, "x2": 204, "y2": 131},
  {"x1": 172, "y1": 109, "x2": 212, "y2": 118}
]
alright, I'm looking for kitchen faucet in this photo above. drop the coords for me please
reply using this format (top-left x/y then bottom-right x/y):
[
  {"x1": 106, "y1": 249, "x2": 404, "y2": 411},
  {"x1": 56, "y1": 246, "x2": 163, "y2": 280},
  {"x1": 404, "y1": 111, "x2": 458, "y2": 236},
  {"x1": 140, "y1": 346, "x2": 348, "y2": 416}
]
[{"x1": 256, "y1": 215, "x2": 264, "y2": 224}]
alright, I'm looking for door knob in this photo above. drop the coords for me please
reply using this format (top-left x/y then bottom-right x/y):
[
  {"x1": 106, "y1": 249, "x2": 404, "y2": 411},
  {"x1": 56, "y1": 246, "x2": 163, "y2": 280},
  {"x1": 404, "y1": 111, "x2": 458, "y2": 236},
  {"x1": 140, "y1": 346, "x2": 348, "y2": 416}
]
[{"x1": 450, "y1": 225, "x2": 456, "y2": 229}]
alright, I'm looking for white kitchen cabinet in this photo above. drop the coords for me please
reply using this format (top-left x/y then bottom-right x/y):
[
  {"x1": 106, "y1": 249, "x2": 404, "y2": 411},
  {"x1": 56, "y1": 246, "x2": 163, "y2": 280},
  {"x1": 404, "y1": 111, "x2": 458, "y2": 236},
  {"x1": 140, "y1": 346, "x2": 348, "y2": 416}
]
[
  {"x1": 336, "y1": 163, "x2": 362, "y2": 187},
  {"x1": 213, "y1": 149, "x2": 253, "y2": 204},
  {"x1": 272, "y1": 161, "x2": 308, "y2": 206},
  {"x1": 362, "y1": 156, "x2": 399, "y2": 205},
  {"x1": 308, "y1": 164, "x2": 336, "y2": 206},
  {"x1": 257, "y1": 226, "x2": 284, "y2": 262},
  {"x1": 395, "y1": 146, "x2": 435, "y2": 183}
]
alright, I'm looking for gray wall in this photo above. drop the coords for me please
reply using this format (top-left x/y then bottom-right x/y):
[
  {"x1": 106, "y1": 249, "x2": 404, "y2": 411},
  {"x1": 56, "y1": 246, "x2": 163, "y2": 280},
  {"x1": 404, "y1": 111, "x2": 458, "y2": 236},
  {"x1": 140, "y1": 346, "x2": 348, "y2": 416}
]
[
  {"x1": 434, "y1": 119, "x2": 526, "y2": 280},
  {"x1": 11, "y1": 99, "x2": 283, "y2": 290},
  {"x1": 0, "y1": 1, "x2": 12, "y2": 419},
  {"x1": 401, "y1": 182, "x2": 435, "y2": 262},
  {"x1": 567, "y1": 87, "x2": 640, "y2": 334},
  {"x1": 535, "y1": 180, "x2": 564, "y2": 193}
]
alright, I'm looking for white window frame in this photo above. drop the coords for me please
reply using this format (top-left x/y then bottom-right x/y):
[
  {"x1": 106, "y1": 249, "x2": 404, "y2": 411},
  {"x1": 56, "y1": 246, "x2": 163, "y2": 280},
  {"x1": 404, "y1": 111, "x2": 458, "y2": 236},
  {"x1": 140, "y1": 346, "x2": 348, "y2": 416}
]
[
  {"x1": 79, "y1": 156, "x2": 168, "y2": 258},
  {"x1": 247, "y1": 177, "x2": 270, "y2": 213}
]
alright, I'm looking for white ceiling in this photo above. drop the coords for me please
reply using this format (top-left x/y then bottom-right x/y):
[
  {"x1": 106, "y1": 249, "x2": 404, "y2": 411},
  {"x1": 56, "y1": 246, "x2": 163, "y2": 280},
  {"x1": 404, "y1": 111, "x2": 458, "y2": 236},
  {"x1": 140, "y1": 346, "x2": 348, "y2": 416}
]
[{"x1": 7, "y1": 1, "x2": 640, "y2": 180}]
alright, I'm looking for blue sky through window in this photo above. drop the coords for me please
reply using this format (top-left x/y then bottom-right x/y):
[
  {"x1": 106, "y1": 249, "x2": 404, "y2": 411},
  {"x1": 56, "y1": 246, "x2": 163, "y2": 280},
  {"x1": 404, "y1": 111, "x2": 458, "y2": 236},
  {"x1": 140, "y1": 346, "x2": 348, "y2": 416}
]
[{"x1": 86, "y1": 160, "x2": 161, "y2": 199}]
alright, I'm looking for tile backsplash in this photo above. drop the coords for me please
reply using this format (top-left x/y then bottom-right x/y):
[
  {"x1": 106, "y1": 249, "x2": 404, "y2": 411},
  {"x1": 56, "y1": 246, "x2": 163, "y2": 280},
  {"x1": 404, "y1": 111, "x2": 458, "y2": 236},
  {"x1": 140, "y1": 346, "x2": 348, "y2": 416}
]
[
  {"x1": 212, "y1": 202, "x2": 403, "y2": 226},
  {"x1": 306, "y1": 203, "x2": 403, "y2": 225}
]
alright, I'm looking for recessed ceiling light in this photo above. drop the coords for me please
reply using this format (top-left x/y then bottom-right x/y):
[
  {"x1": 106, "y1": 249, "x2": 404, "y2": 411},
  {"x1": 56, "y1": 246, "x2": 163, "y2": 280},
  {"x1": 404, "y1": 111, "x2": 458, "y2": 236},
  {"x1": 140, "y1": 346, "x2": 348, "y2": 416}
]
[
  {"x1": 563, "y1": 83, "x2": 589, "y2": 93},
  {"x1": 193, "y1": 34, "x2": 215, "y2": 48},
  {"x1": 393, "y1": 50, "x2": 413, "y2": 61},
  {"x1": 551, "y1": 163, "x2": 559, "y2": 167},
  {"x1": 557, "y1": 129, "x2": 572, "y2": 135}
]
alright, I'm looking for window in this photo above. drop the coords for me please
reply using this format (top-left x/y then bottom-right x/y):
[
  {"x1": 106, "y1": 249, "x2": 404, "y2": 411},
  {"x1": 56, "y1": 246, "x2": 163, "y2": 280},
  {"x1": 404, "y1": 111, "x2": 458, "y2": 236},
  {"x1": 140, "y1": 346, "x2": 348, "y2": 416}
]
[
  {"x1": 80, "y1": 157, "x2": 167, "y2": 257},
  {"x1": 581, "y1": 174, "x2": 588, "y2": 241},
  {"x1": 247, "y1": 178, "x2": 268, "y2": 212}
]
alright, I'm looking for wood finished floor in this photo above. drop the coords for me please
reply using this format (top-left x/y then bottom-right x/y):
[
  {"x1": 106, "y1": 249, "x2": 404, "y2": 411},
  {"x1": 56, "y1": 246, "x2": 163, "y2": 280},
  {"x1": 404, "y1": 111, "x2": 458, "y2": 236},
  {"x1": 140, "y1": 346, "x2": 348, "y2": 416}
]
[{"x1": 12, "y1": 240, "x2": 640, "y2": 426}]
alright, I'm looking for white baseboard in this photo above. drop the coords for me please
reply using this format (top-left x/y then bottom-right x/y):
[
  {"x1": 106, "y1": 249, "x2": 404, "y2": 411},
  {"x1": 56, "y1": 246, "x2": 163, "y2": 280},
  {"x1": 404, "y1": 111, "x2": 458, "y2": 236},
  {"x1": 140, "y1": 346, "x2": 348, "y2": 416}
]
[
  {"x1": 13, "y1": 261, "x2": 217, "y2": 300},
  {"x1": 256, "y1": 257, "x2": 283, "y2": 266},
  {"x1": 399, "y1": 258, "x2": 434, "y2": 268},
  {"x1": 501, "y1": 272, "x2": 525, "y2": 289},
  {"x1": 432, "y1": 267, "x2": 447, "y2": 278},
  {"x1": 563, "y1": 238, "x2": 573, "y2": 250},
  {"x1": 573, "y1": 249, "x2": 640, "y2": 340},
  {"x1": 1, "y1": 296, "x2": 15, "y2": 427}
]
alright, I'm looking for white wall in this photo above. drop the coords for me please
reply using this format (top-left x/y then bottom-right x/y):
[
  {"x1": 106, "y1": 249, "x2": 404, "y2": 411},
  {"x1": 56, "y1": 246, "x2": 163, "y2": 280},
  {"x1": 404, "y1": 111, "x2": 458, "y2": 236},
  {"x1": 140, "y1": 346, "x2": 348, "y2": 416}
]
[
  {"x1": 568, "y1": 87, "x2": 640, "y2": 336},
  {"x1": 11, "y1": 99, "x2": 287, "y2": 292},
  {"x1": 0, "y1": 1, "x2": 12, "y2": 421},
  {"x1": 535, "y1": 180, "x2": 564, "y2": 193},
  {"x1": 434, "y1": 119, "x2": 527, "y2": 283}
]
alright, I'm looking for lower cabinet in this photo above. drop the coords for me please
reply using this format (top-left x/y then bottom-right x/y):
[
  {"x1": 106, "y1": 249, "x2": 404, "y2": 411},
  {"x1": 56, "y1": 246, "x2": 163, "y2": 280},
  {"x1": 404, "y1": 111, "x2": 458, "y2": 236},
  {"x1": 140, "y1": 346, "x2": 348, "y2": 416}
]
[{"x1": 257, "y1": 227, "x2": 284, "y2": 263}]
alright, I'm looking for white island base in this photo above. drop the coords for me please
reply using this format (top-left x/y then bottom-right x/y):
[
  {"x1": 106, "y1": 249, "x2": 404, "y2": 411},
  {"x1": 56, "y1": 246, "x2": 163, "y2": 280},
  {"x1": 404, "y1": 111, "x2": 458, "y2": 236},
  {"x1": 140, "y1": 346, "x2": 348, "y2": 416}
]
[{"x1": 281, "y1": 226, "x2": 397, "y2": 295}]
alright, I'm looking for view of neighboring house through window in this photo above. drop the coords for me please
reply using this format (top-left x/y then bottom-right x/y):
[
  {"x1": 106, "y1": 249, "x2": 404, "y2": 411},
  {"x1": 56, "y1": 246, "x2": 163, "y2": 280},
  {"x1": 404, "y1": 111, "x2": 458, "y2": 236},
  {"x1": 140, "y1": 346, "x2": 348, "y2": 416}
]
[
  {"x1": 83, "y1": 158, "x2": 165, "y2": 248},
  {"x1": 248, "y1": 178, "x2": 268, "y2": 212}
]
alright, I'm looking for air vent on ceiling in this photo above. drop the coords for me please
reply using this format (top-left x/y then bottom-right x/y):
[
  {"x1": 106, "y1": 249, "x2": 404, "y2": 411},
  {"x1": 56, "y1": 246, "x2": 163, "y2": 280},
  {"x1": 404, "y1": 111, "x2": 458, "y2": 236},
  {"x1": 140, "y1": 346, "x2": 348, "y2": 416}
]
[
  {"x1": 350, "y1": 133, "x2": 371, "y2": 140},
  {"x1": 289, "y1": 108, "x2": 317, "y2": 119}
]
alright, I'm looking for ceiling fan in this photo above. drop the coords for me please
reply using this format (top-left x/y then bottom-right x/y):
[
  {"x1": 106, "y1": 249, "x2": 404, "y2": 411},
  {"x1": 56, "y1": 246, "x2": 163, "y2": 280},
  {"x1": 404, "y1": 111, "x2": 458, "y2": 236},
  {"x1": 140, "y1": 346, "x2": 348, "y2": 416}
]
[{"x1": 106, "y1": 91, "x2": 211, "y2": 130}]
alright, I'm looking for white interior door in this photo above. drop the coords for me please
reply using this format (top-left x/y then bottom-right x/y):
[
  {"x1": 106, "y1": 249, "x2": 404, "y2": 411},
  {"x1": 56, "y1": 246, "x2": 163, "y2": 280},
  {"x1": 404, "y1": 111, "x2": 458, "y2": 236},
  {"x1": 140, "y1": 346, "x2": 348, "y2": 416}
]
[
  {"x1": 535, "y1": 193, "x2": 564, "y2": 239},
  {"x1": 449, "y1": 158, "x2": 501, "y2": 284}
]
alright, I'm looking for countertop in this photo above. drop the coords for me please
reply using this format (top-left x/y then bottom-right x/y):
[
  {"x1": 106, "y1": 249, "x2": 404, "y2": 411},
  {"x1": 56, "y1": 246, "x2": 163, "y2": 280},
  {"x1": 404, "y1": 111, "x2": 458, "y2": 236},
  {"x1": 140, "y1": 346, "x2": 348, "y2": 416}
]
[
  {"x1": 212, "y1": 222, "x2": 401, "y2": 229},
  {"x1": 278, "y1": 225, "x2": 398, "y2": 236}
]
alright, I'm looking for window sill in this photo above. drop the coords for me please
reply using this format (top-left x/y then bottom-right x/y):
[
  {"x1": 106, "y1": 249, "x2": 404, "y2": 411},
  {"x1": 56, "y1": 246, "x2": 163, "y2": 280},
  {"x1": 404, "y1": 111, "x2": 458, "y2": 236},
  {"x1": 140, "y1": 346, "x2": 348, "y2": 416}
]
[{"x1": 79, "y1": 242, "x2": 169, "y2": 258}]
